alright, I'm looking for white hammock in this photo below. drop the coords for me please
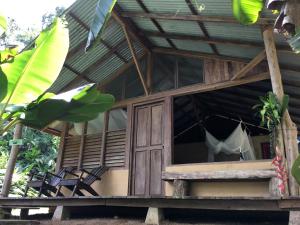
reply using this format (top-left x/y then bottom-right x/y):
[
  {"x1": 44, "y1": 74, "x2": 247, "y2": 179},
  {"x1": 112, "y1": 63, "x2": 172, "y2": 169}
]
[{"x1": 205, "y1": 123, "x2": 256, "y2": 162}]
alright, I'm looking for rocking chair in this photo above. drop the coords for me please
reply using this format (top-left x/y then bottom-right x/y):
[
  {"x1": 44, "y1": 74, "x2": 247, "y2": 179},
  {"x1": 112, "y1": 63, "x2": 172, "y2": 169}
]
[
  {"x1": 57, "y1": 166, "x2": 108, "y2": 196},
  {"x1": 24, "y1": 167, "x2": 75, "y2": 197}
]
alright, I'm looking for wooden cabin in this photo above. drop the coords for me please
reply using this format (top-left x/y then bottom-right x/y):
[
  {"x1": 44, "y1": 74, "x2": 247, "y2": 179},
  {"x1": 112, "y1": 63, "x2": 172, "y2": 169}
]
[{"x1": 2, "y1": 0, "x2": 300, "y2": 223}]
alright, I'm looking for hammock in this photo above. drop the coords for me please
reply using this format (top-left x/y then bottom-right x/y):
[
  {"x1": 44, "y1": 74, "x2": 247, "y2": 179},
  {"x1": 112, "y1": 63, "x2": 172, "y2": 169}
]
[{"x1": 205, "y1": 123, "x2": 256, "y2": 162}]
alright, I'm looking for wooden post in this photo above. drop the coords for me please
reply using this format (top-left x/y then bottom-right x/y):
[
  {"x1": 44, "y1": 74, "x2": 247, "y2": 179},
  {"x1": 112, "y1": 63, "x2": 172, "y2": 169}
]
[
  {"x1": 173, "y1": 180, "x2": 189, "y2": 198},
  {"x1": 263, "y1": 27, "x2": 299, "y2": 196},
  {"x1": 100, "y1": 111, "x2": 109, "y2": 166},
  {"x1": 55, "y1": 122, "x2": 69, "y2": 173},
  {"x1": 0, "y1": 124, "x2": 23, "y2": 197},
  {"x1": 146, "y1": 52, "x2": 153, "y2": 93},
  {"x1": 78, "y1": 122, "x2": 87, "y2": 169}
]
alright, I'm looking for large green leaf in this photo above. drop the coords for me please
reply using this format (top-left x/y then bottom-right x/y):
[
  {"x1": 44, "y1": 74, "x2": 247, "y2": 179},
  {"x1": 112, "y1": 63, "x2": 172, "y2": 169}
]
[
  {"x1": 232, "y1": 0, "x2": 264, "y2": 25},
  {"x1": 21, "y1": 85, "x2": 115, "y2": 129},
  {"x1": 0, "y1": 67, "x2": 7, "y2": 103},
  {"x1": 85, "y1": 0, "x2": 117, "y2": 51},
  {"x1": 0, "y1": 18, "x2": 69, "y2": 104},
  {"x1": 292, "y1": 155, "x2": 300, "y2": 185},
  {"x1": 0, "y1": 14, "x2": 7, "y2": 36}
]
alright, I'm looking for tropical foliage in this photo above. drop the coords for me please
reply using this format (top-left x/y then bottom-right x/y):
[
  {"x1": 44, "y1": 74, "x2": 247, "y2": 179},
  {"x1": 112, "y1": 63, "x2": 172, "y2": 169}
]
[
  {"x1": 253, "y1": 92, "x2": 289, "y2": 130},
  {"x1": 232, "y1": 0, "x2": 300, "y2": 53},
  {"x1": 292, "y1": 155, "x2": 300, "y2": 185},
  {"x1": 232, "y1": 0, "x2": 263, "y2": 25},
  {"x1": 86, "y1": 0, "x2": 117, "y2": 51}
]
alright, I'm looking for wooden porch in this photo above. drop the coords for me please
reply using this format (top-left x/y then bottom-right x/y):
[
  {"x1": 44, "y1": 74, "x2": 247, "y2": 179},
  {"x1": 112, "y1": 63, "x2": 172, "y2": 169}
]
[{"x1": 1, "y1": 196, "x2": 299, "y2": 211}]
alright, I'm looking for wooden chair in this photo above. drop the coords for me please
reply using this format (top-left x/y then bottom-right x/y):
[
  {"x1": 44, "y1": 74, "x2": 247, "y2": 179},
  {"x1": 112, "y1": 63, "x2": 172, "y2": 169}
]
[
  {"x1": 57, "y1": 166, "x2": 108, "y2": 196},
  {"x1": 23, "y1": 167, "x2": 75, "y2": 197}
]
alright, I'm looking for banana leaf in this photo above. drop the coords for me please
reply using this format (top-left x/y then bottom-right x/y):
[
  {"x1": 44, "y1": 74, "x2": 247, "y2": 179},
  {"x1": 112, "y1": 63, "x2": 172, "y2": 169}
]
[
  {"x1": 232, "y1": 0, "x2": 264, "y2": 25},
  {"x1": 85, "y1": 0, "x2": 117, "y2": 51},
  {"x1": 0, "y1": 18, "x2": 69, "y2": 104},
  {"x1": 21, "y1": 85, "x2": 115, "y2": 129},
  {"x1": 292, "y1": 155, "x2": 300, "y2": 185},
  {"x1": 0, "y1": 67, "x2": 7, "y2": 103}
]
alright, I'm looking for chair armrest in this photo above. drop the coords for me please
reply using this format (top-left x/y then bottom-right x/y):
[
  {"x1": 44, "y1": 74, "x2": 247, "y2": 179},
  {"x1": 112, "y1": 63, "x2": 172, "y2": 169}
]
[
  {"x1": 46, "y1": 172, "x2": 63, "y2": 179},
  {"x1": 64, "y1": 170, "x2": 79, "y2": 177},
  {"x1": 81, "y1": 169, "x2": 101, "y2": 180}
]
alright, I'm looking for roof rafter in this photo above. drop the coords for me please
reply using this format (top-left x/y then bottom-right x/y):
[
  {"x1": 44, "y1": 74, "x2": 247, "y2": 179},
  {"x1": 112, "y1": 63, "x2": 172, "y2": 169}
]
[
  {"x1": 67, "y1": 11, "x2": 127, "y2": 63},
  {"x1": 58, "y1": 38, "x2": 128, "y2": 93},
  {"x1": 135, "y1": 0, "x2": 177, "y2": 49},
  {"x1": 144, "y1": 31, "x2": 292, "y2": 53},
  {"x1": 123, "y1": 26, "x2": 149, "y2": 96},
  {"x1": 64, "y1": 64, "x2": 93, "y2": 83},
  {"x1": 112, "y1": 4, "x2": 152, "y2": 53},
  {"x1": 120, "y1": 12, "x2": 274, "y2": 25},
  {"x1": 185, "y1": 0, "x2": 219, "y2": 55}
]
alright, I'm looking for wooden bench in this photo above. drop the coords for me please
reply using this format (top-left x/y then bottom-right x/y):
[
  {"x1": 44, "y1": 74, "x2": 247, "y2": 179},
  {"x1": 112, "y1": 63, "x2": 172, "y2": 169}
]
[{"x1": 162, "y1": 169, "x2": 280, "y2": 198}]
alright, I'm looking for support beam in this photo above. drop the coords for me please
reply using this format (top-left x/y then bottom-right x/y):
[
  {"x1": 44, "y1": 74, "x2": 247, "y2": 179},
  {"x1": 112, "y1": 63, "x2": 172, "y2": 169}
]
[
  {"x1": 55, "y1": 122, "x2": 69, "y2": 173},
  {"x1": 67, "y1": 11, "x2": 127, "y2": 63},
  {"x1": 64, "y1": 64, "x2": 93, "y2": 83},
  {"x1": 145, "y1": 31, "x2": 292, "y2": 53},
  {"x1": 113, "y1": 72, "x2": 270, "y2": 108},
  {"x1": 120, "y1": 12, "x2": 274, "y2": 25},
  {"x1": 112, "y1": 5, "x2": 152, "y2": 53},
  {"x1": 123, "y1": 26, "x2": 149, "y2": 96},
  {"x1": 146, "y1": 52, "x2": 153, "y2": 93},
  {"x1": 0, "y1": 124, "x2": 23, "y2": 197},
  {"x1": 78, "y1": 122, "x2": 87, "y2": 169},
  {"x1": 263, "y1": 27, "x2": 299, "y2": 196},
  {"x1": 145, "y1": 207, "x2": 164, "y2": 225},
  {"x1": 100, "y1": 111, "x2": 109, "y2": 166},
  {"x1": 231, "y1": 50, "x2": 266, "y2": 80}
]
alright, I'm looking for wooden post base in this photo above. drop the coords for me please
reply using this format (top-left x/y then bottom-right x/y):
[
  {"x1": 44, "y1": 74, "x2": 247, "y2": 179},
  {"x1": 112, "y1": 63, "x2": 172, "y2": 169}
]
[
  {"x1": 173, "y1": 179, "x2": 189, "y2": 198},
  {"x1": 289, "y1": 211, "x2": 300, "y2": 225},
  {"x1": 145, "y1": 207, "x2": 164, "y2": 225},
  {"x1": 52, "y1": 206, "x2": 70, "y2": 221}
]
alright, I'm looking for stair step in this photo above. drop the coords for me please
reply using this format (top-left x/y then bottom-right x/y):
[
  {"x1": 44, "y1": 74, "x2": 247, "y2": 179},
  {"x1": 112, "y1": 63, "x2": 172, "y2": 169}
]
[{"x1": 0, "y1": 220, "x2": 40, "y2": 225}]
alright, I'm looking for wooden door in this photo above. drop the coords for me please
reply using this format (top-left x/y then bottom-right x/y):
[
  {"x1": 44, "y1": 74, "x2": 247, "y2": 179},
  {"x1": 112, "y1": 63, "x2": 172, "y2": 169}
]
[{"x1": 131, "y1": 101, "x2": 166, "y2": 196}]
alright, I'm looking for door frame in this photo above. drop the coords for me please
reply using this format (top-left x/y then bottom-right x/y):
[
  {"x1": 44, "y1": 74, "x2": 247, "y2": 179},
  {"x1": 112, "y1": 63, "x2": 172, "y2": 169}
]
[{"x1": 126, "y1": 96, "x2": 173, "y2": 196}]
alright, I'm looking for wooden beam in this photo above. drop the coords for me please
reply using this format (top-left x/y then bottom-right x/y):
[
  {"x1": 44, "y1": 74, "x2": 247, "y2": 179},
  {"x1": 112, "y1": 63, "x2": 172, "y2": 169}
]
[
  {"x1": 185, "y1": 0, "x2": 219, "y2": 55},
  {"x1": 55, "y1": 122, "x2": 69, "y2": 173},
  {"x1": 146, "y1": 52, "x2": 153, "y2": 93},
  {"x1": 67, "y1": 12, "x2": 127, "y2": 63},
  {"x1": 100, "y1": 111, "x2": 109, "y2": 166},
  {"x1": 64, "y1": 64, "x2": 93, "y2": 83},
  {"x1": 78, "y1": 122, "x2": 87, "y2": 169},
  {"x1": 112, "y1": 5, "x2": 152, "y2": 53},
  {"x1": 145, "y1": 31, "x2": 292, "y2": 53},
  {"x1": 162, "y1": 170, "x2": 276, "y2": 180},
  {"x1": 231, "y1": 50, "x2": 266, "y2": 80},
  {"x1": 123, "y1": 26, "x2": 149, "y2": 96},
  {"x1": 112, "y1": 72, "x2": 270, "y2": 108},
  {"x1": 120, "y1": 12, "x2": 274, "y2": 25},
  {"x1": 263, "y1": 27, "x2": 299, "y2": 196}
]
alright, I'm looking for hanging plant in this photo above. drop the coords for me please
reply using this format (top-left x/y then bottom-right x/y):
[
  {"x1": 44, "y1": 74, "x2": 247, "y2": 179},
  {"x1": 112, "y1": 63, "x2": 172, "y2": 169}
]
[
  {"x1": 253, "y1": 92, "x2": 289, "y2": 156},
  {"x1": 253, "y1": 92, "x2": 289, "y2": 130}
]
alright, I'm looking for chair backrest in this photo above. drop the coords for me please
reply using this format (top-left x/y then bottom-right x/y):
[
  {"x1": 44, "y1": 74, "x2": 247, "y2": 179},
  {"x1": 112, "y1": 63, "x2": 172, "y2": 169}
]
[
  {"x1": 83, "y1": 166, "x2": 108, "y2": 185},
  {"x1": 49, "y1": 167, "x2": 74, "y2": 186}
]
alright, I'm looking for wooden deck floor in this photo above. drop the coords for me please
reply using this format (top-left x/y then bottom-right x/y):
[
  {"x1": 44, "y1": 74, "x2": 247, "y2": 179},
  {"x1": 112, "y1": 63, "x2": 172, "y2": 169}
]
[{"x1": 1, "y1": 196, "x2": 299, "y2": 211}]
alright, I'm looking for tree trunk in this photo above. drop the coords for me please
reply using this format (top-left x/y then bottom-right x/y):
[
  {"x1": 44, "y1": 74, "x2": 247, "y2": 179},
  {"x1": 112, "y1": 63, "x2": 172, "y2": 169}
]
[{"x1": 0, "y1": 124, "x2": 23, "y2": 197}]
